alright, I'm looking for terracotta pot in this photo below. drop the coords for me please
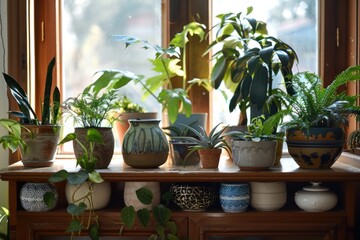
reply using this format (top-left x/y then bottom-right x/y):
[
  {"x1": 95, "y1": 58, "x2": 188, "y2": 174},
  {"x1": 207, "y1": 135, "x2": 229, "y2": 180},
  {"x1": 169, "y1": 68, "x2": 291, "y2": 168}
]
[
  {"x1": 73, "y1": 127, "x2": 114, "y2": 169},
  {"x1": 286, "y1": 128, "x2": 345, "y2": 169},
  {"x1": 115, "y1": 112, "x2": 158, "y2": 145},
  {"x1": 198, "y1": 148, "x2": 222, "y2": 168},
  {"x1": 21, "y1": 125, "x2": 61, "y2": 167},
  {"x1": 232, "y1": 140, "x2": 277, "y2": 171}
]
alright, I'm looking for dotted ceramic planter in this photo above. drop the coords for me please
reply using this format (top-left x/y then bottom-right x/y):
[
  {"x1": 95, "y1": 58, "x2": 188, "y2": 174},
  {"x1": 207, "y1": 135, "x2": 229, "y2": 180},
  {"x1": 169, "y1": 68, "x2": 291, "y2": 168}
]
[{"x1": 20, "y1": 182, "x2": 58, "y2": 212}]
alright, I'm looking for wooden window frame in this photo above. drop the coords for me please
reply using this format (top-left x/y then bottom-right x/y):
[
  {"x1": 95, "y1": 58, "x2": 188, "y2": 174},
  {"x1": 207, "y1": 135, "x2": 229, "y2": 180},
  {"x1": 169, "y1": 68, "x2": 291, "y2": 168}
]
[{"x1": 6, "y1": 0, "x2": 360, "y2": 164}]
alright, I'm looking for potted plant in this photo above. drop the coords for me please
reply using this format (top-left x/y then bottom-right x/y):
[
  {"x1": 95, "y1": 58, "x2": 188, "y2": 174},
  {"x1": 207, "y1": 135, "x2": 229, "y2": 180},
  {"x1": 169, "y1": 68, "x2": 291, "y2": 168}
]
[
  {"x1": 46, "y1": 128, "x2": 110, "y2": 240},
  {"x1": 348, "y1": 129, "x2": 360, "y2": 155},
  {"x1": 163, "y1": 123, "x2": 200, "y2": 167},
  {"x1": 2, "y1": 57, "x2": 61, "y2": 167},
  {"x1": 207, "y1": 8, "x2": 298, "y2": 126},
  {"x1": 0, "y1": 206, "x2": 9, "y2": 240},
  {"x1": 0, "y1": 118, "x2": 27, "y2": 154},
  {"x1": 179, "y1": 123, "x2": 231, "y2": 168},
  {"x1": 227, "y1": 114, "x2": 282, "y2": 171},
  {"x1": 277, "y1": 66, "x2": 360, "y2": 168},
  {"x1": 96, "y1": 21, "x2": 211, "y2": 125},
  {"x1": 62, "y1": 88, "x2": 120, "y2": 168},
  {"x1": 115, "y1": 96, "x2": 158, "y2": 144}
]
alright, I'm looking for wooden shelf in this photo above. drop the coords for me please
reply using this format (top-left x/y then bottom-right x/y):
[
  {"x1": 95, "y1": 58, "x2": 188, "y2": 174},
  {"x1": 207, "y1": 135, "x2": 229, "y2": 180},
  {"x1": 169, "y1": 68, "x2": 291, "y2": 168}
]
[{"x1": 1, "y1": 153, "x2": 360, "y2": 239}]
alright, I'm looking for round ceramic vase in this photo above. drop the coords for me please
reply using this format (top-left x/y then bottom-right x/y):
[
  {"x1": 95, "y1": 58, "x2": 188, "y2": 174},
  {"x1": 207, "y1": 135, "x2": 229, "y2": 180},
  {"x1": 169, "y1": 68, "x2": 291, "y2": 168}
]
[
  {"x1": 20, "y1": 182, "x2": 58, "y2": 212},
  {"x1": 122, "y1": 119, "x2": 169, "y2": 168},
  {"x1": 65, "y1": 181, "x2": 111, "y2": 210},
  {"x1": 219, "y1": 183, "x2": 250, "y2": 213},
  {"x1": 294, "y1": 182, "x2": 338, "y2": 212},
  {"x1": 250, "y1": 182, "x2": 287, "y2": 211},
  {"x1": 124, "y1": 182, "x2": 161, "y2": 211}
]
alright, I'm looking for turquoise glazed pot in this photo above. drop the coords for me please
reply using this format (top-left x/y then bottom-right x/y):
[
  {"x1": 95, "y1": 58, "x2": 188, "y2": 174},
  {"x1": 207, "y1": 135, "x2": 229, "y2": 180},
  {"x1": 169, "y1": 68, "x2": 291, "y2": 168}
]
[
  {"x1": 286, "y1": 128, "x2": 345, "y2": 169},
  {"x1": 220, "y1": 183, "x2": 250, "y2": 213},
  {"x1": 122, "y1": 119, "x2": 169, "y2": 168}
]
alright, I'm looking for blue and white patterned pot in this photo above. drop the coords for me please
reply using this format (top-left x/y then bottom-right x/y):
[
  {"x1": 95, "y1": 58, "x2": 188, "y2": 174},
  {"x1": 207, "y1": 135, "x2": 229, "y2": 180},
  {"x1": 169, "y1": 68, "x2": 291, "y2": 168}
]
[
  {"x1": 20, "y1": 182, "x2": 58, "y2": 212},
  {"x1": 220, "y1": 183, "x2": 250, "y2": 213}
]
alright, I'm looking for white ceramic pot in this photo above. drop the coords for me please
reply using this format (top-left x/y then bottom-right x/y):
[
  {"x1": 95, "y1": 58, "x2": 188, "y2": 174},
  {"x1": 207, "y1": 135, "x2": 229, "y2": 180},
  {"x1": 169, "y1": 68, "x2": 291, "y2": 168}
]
[
  {"x1": 65, "y1": 181, "x2": 111, "y2": 210},
  {"x1": 124, "y1": 182, "x2": 161, "y2": 211},
  {"x1": 250, "y1": 182, "x2": 287, "y2": 211},
  {"x1": 294, "y1": 182, "x2": 338, "y2": 212},
  {"x1": 232, "y1": 140, "x2": 277, "y2": 171}
]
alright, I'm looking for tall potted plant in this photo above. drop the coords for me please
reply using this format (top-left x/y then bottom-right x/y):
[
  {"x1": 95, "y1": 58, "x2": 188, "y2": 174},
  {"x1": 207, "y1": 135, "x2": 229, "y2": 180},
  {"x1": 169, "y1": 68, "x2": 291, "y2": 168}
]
[
  {"x1": 2, "y1": 57, "x2": 61, "y2": 167},
  {"x1": 207, "y1": 8, "x2": 298, "y2": 126},
  {"x1": 277, "y1": 66, "x2": 360, "y2": 168},
  {"x1": 92, "y1": 21, "x2": 211, "y2": 126},
  {"x1": 62, "y1": 88, "x2": 120, "y2": 169}
]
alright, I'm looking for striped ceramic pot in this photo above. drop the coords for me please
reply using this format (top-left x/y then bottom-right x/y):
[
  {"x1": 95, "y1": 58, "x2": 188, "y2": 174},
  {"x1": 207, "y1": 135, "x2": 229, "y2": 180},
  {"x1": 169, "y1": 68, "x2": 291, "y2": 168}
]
[{"x1": 219, "y1": 183, "x2": 250, "y2": 213}]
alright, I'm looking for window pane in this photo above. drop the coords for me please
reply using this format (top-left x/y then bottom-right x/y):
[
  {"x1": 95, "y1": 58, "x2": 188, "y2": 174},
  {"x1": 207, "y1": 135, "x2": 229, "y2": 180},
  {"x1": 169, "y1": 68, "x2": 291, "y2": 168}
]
[
  {"x1": 211, "y1": 0, "x2": 318, "y2": 126},
  {"x1": 61, "y1": 0, "x2": 162, "y2": 152}
]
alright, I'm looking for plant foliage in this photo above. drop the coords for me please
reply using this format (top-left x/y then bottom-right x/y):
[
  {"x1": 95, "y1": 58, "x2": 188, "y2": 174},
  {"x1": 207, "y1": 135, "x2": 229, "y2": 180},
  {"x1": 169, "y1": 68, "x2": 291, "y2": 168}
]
[{"x1": 2, "y1": 57, "x2": 60, "y2": 125}]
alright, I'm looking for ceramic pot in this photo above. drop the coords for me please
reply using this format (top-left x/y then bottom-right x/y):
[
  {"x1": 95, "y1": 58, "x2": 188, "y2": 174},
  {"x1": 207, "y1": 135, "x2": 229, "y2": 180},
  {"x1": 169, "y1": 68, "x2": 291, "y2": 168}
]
[
  {"x1": 115, "y1": 112, "x2": 158, "y2": 145},
  {"x1": 250, "y1": 182, "x2": 287, "y2": 211},
  {"x1": 169, "y1": 113, "x2": 208, "y2": 136},
  {"x1": 122, "y1": 119, "x2": 169, "y2": 168},
  {"x1": 232, "y1": 140, "x2": 277, "y2": 171},
  {"x1": 124, "y1": 182, "x2": 161, "y2": 211},
  {"x1": 170, "y1": 183, "x2": 216, "y2": 211},
  {"x1": 169, "y1": 139, "x2": 200, "y2": 166},
  {"x1": 65, "y1": 181, "x2": 111, "y2": 210},
  {"x1": 21, "y1": 125, "x2": 60, "y2": 167},
  {"x1": 286, "y1": 127, "x2": 345, "y2": 169},
  {"x1": 294, "y1": 182, "x2": 338, "y2": 212},
  {"x1": 20, "y1": 182, "x2": 58, "y2": 212},
  {"x1": 198, "y1": 148, "x2": 222, "y2": 168},
  {"x1": 73, "y1": 127, "x2": 114, "y2": 169},
  {"x1": 219, "y1": 183, "x2": 250, "y2": 213}
]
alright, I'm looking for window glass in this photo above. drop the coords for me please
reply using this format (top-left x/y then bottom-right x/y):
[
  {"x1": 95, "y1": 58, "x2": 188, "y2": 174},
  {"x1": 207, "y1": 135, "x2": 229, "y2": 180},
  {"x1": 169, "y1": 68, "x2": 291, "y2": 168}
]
[
  {"x1": 61, "y1": 0, "x2": 162, "y2": 152},
  {"x1": 211, "y1": 0, "x2": 318, "y2": 126}
]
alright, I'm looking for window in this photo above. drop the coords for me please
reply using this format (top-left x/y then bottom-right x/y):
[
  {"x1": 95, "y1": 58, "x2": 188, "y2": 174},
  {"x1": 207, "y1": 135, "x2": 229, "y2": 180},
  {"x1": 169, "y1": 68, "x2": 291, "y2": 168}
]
[{"x1": 6, "y1": 0, "x2": 359, "y2": 163}]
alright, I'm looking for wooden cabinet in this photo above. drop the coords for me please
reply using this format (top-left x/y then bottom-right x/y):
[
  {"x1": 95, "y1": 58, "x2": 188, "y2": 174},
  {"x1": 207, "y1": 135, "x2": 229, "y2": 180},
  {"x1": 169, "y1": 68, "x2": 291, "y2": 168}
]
[{"x1": 1, "y1": 153, "x2": 360, "y2": 240}]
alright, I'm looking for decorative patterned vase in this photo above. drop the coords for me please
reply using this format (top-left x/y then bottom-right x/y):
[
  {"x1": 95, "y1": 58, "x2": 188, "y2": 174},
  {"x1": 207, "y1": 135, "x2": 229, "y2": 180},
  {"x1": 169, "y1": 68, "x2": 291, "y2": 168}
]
[
  {"x1": 232, "y1": 140, "x2": 277, "y2": 171},
  {"x1": 286, "y1": 127, "x2": 345, "y2": 169},
  {"x1": 20, "y1": 182, "x2": 58, "y2": 212},
  {"x1": 122, "y1": 119, "x2": 169, "y2": 168},
  {"x1": 21, "y1": 125, "x2": 60, "y2": 167},
  {"x1": 295, "y1": 182, "x2": 338, "y2": 212},
  {"x1": 220, "y1": 183, "x2": 250, "y2": 213},
  {"x1": 170, "y1": 183, "x2": 216, "y2": 211},
  {"x1": 73, "y1": 127, "x2": 114, "y2": 169},
  {"x1": 65, "y1": 181, "x2": 111, "y2": 210},
  {"x1": 124, "y1": 182, "x2": 161, "y2": 211},
  {"x1": 250, "y1": 182, "x2": 287, "y2": 211}
]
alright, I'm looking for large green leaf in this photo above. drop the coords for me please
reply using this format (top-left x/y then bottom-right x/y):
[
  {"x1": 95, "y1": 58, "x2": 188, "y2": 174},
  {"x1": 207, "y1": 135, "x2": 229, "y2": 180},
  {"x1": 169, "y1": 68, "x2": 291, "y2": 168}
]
[
  {"x1": 136, "y1": 187, "x2": 153, "y2": 205},
  {"x1": 66, "y1": 219, "x2": 83, "y2": 233},
  {"x1": 137, "y1": 208, "x2": 150, "y2": 228},
  {"x1": 89, "y1": 224, "x2": 100, "y2": 240},
  {"x1": 88, "y1": 170, "x2": 104, "y2": 184},
  {"x1": 211, "y1": 56, "x2": 227, "y2": 89},
  {"x1": 250, "y1": 65, "x2": 268, "y2": 108},
  {"x1": 42, "y1": 56, "x2": 56, "y2": 125},
  {"x1": 121, "y1": 206, "x2": 136, "y2": 228},
  {"x1": 259, "y1": 46, "x2": 274, "y2": 65},
  {"x1": 49, "y1": 169, "x2": 69, "y2": 183},
  {"x1": 67, "y1": 203, "x2": 87, "y2": 216},
  {"x1": 86, "y1": 128, "x2": 104, "y2": 144},
  {"x1": 67, "y1": 170, "x2": 89, "y2": 185},
  {"x1": 153, "y1": 204, "x2": 171, "y2": 226}
]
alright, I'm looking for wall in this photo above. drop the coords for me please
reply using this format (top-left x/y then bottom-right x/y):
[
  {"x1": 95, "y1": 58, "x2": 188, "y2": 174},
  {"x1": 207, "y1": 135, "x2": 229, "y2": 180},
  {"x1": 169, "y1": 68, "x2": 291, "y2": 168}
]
[{"x1": 0, "y1": 0, "x2": 9, "y2": 209}]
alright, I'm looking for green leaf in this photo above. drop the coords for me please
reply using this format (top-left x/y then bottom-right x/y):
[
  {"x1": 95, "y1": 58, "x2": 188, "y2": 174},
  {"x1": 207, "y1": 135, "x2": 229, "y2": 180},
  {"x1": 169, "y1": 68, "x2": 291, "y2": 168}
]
[
  {"x1": 86, "y1": 128, "x2": 104, "y2": 144},
  {"x1": 259, "y1": 46, "x2": 274, "y2": 65},
  {"x1": 89, "y1": 224, "x2": 100, "y2": 240},
  {"x1": 211, "y1": 56, "x2": 227, "y2": 89},
  {"x1": 250, "y1": 65, "x2": 268, "y2": 108},
  {"x1": 67, "y1": 170, "x2": 89, "y2": 185},
  {"x1": 49, "y1": 169, "x2": 68, "y2": 183},
  {"x1": 167, "y1": 221, "x2": 178, "y2": 235},
  {"x1": 137, "y1": 208, "x2": 150, "y2": 228},
  {"x1": 136, "y1": 187, "x2": 153, "y2": 205},
  {"x1": 58, "y1": 133, "x2": 76, "y2": 145},
  {"x1": 153, "y1": 204, "x2": 171, "y2": 226},
  {"x1": 88, "y1": 170, "x2": 104, "y2": 184},
  {"x1": 66, "y1": 219, "x2": 83, "y2": 232},
  {"x1": 67, "y1": 202, "x2": 87, "y2": 216},
  {"x1": 43, "y1": 191, "x2": 56, "y2": 209},
  {"x1": 121, "y1": 206, "x2": 136, "y2": 228},
  {"x1": 155, "y1": 224, "x2": 165, "y2": 237}
]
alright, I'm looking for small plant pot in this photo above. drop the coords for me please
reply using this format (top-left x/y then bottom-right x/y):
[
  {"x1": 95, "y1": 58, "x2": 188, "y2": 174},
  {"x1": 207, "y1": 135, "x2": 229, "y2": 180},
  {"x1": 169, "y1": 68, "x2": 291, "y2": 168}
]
[
  {"x1": 250, "y1": 182, "x2": 287, "y2": 211},
  {"x1": 170, "y1": 183, "x2": 216, "y2": 211},
  {"x1": 220, "y1": 183, "x2": 250, "y2": 213},
  {"x1": 20, "y1": 182, "x2": 58, "y2": 212},
  {"x1": 198, "y1": 149, "x2": 222, "y2": 168},
  {"x1": 169, "y1": 139, "x2": 200, "y2": 167},
  {"x1": 232, "y1": 140, "x2": 277, "y2": 171}
]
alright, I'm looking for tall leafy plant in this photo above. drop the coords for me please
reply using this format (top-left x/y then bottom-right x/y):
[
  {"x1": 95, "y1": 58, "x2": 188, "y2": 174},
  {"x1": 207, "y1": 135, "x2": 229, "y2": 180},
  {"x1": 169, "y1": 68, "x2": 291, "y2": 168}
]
[{"x1": 2, "y1": 57, "x2": 60, "y2": 125}]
